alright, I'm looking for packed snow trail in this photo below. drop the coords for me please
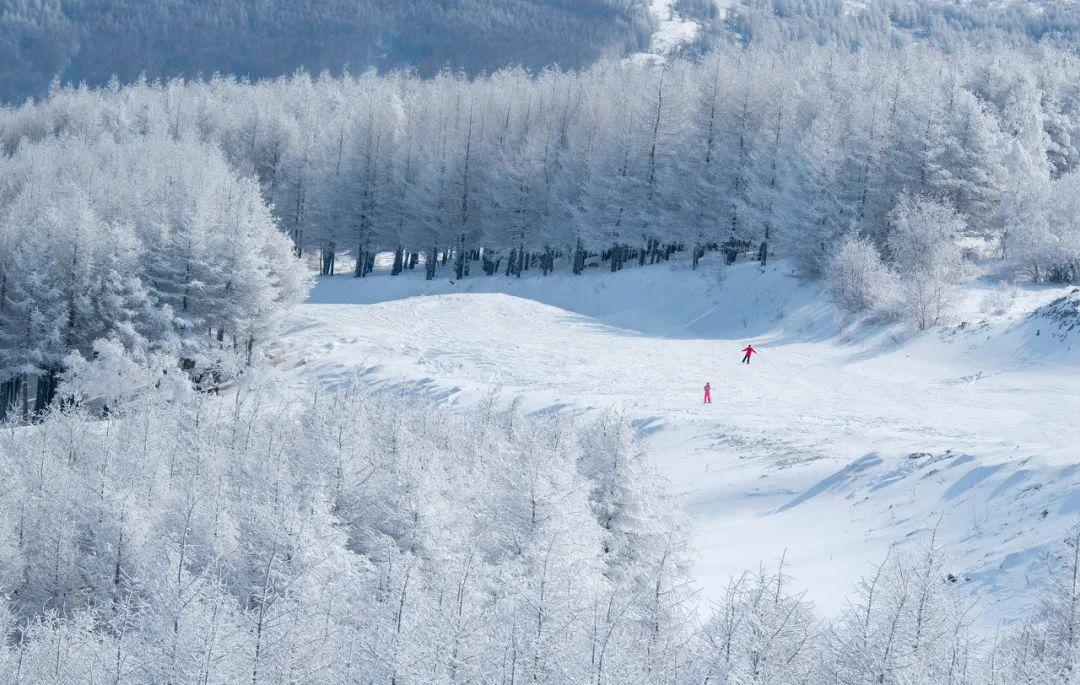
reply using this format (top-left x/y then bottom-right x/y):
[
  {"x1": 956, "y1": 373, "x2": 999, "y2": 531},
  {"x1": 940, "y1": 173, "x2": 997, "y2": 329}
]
[{"x1": 269, "y1": 259, "x2": 1080, "y2": 627}]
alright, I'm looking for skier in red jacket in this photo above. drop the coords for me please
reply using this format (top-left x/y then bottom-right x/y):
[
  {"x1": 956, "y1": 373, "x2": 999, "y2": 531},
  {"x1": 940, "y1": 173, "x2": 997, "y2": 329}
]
[
  {"x1": 703, "y1": 382, "x2": 712, "y2": 403},
  {"x1": 741, "y1": 344, "x2": 756, "y2": 364}
]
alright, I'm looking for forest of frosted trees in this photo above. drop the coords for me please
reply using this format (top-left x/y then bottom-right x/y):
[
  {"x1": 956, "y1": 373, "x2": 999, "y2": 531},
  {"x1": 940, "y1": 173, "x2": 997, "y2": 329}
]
[
  {"x1": 696, "y1": 0, "x2": 1080, "y2": 55},
  {"x1": 0, "y1": 135, "x2": 309, "y2": 420},
  {"x1": 3, "y1": 41, "x2": 1078, "y2": 284},
  {"x1": 1, "y1": 373, "x2": 1080, "y2": 683}
]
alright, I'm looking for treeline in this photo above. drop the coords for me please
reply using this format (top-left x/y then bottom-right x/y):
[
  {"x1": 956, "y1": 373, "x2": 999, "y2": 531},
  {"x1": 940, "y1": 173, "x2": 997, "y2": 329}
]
[
  {"x1": 0, "y1": 135, "x2": 310, "y2": 421},
  {"x1": 0, "y1": 0, "x2": 652, "y2": 105},
  {"x1": 2, "y1": 374, "x2": 1080, "y2": 683},
  {"x1": 2, "y1": 40, "x2": 1077, "y2": 285}
]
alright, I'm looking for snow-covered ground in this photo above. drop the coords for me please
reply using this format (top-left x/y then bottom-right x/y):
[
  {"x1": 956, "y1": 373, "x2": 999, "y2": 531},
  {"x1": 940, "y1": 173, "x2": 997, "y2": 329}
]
[
  {"x1": 647, "y1": 0, "x2": 700, "y2": 56},
  {"x1": 629, "y1": 0, "x2": 700, "y2": 64},
  {"x1": 268, "y1": 257, "x2": 1080, "y2": 629}
]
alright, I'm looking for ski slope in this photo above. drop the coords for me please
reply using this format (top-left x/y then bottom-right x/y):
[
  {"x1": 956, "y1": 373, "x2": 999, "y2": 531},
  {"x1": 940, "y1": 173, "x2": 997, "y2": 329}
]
[{"x1": 268, "y1": 258, "x2": 1080, "y2": 628}]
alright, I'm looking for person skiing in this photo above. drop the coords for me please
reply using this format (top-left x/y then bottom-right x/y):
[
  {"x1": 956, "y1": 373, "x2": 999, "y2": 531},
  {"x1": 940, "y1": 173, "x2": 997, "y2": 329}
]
[
  {"x1": 703, "y1": 382, "x2": 712, "y2": 403},
  {"x1": 741, "y1": 344, "x2": 756, "y2": 364}
]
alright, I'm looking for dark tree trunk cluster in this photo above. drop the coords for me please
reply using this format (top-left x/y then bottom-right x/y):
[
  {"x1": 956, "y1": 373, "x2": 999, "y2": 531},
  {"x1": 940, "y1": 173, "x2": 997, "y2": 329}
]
[
  {"x1": 1, "y1": 366, "x2": 62, "y2": 423},
  {"x1": 321, "y1": 242, "x2": 337, "y2": 276},
  {"x1": 316, "y1": 235, "x2": 763, "y2": 287}
]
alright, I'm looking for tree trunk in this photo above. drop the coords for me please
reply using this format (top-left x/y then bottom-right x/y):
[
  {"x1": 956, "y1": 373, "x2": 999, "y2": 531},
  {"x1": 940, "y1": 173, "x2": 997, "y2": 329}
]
[
  {"x1": 391, "y1": 247, "x2": 404, "y2": 276},
  {"x1": 320, "y1": 242, "x2": 336, "y2": 276},
  {"x1": 0, "y1": 375, "x2": 23, "y2": 423},
  {"x1": 426, "y1": 246, "x2": 438, "y2": 281},
  {"x1": 33, "y1": 367, "x2": 61, "y2": 415},
  {"x1": 454, "y1": 234, "x2": 467, "y2": 280},
  {"x1": 572, "y1": 239, "x2": 585, "y2": 275},
  {"x1": 353, "y1": 231, "x2": 366, "y2": 278}
]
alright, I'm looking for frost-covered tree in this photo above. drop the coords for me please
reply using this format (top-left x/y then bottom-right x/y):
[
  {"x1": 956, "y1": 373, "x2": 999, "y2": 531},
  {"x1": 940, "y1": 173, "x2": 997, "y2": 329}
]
[
  {"x1": 0, "y1": 367, "x2": 695, "y2": 683},
  {"x1": 1006, "y1": 170, "x2": 1080, "y2": 283},
  {"x1": 0, "y1": 135, "x2": 309, "y2": 419},
  {"x1": 922, "y1": 89, "x2": 1006, "y2": 230},
  {"x1": 827, "y1": 234, "x2": 901, "y2": 317},
  {"x1": 887, "y1": 193, "x2": 966, "y2": 329},
  {"x1": 990, "y1": 525, "x2": 1080, "y2": 683},
  {"x1": 691, "y1": 558, "x2": 818, "y2": 684},
  {"x1": 823, "y1": 537, "x2": 978, "y2": 685}
]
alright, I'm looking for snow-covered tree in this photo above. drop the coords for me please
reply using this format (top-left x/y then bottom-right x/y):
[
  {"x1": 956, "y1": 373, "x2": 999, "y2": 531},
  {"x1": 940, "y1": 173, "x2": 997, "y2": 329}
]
[
  {"x1": 887, "y1": 193, "x2": 966, "y2": 329},
  {"x1": 0, "y1": 135, "x2": 309, "y2": 418},
  {"x1": 824, "y1": 538, "x2": 978, "y2": 685},
  {"x1": 827, "y1": 234, "x2": 902, "y2": 317},
  {"x1": 692, "y1": 558, "x2": 818, "y2": 684}
]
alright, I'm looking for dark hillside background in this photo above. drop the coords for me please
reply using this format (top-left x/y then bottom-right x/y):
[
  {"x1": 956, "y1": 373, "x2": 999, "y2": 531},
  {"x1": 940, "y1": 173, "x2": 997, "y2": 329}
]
[{"x1": 0, "y1": 0, "x2": 653, "y2": 103}]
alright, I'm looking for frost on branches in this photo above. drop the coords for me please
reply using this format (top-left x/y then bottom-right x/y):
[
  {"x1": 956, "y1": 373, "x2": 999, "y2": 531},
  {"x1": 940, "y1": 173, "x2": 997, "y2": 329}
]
[
  {"x1": 0, "y1": 379, "x2": 692, "y2": 684},
  {"x1": 0, "y1": 40, "x2": 1077, "y2": 293},
  {"x1": 0, "y1": 375, "x2": 1079, "y2": 683},
  {"x1": 0, "y1": 135, "x2": 310, "y2": 420},
  {"x1": 1, "y1": 40, "x2": 1078, "y2": 336}
]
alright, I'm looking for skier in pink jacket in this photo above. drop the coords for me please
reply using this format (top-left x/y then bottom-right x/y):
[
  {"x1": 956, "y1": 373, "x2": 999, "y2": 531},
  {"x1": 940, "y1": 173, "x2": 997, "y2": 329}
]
[{"x1": 741, "y1": 344, "x2": 756, "y2": 364}]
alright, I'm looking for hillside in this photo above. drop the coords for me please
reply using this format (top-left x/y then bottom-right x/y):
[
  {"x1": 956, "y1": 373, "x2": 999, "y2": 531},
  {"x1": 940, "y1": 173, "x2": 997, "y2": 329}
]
[
  {"x1": 272, "y1": 256, "x2": 1080, "y2": 626},
  {"x1": 9, "y1": 0, "x2": 1079, "y2": 108},
  {"x1": 688, "y1": 0, "x2": 1080, "y2": 51},
  {"x1": 0, "y1": 0, "x2": 653, "y2": 104}
]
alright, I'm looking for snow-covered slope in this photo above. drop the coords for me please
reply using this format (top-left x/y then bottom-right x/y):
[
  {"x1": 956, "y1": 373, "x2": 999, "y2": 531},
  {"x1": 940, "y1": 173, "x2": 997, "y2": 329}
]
[
  {"x1": 269, "y1": 258, "x2": 1080, "y2": 628},
  {"x1": 645, "y1": 0, "x2": 700, "y2": 57}
]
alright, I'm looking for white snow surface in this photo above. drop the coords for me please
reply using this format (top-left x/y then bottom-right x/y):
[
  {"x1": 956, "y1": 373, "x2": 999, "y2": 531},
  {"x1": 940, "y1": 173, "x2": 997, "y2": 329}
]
[
  {"x1": 648, "y1": 0, "x2": 700, "y2": 55},
  {"x1": 628, "y1": 0, "x2": 700, "y2": 65},
  {"x1": 268, "y1": 257, "x2": 1080, "y2": 629}
]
